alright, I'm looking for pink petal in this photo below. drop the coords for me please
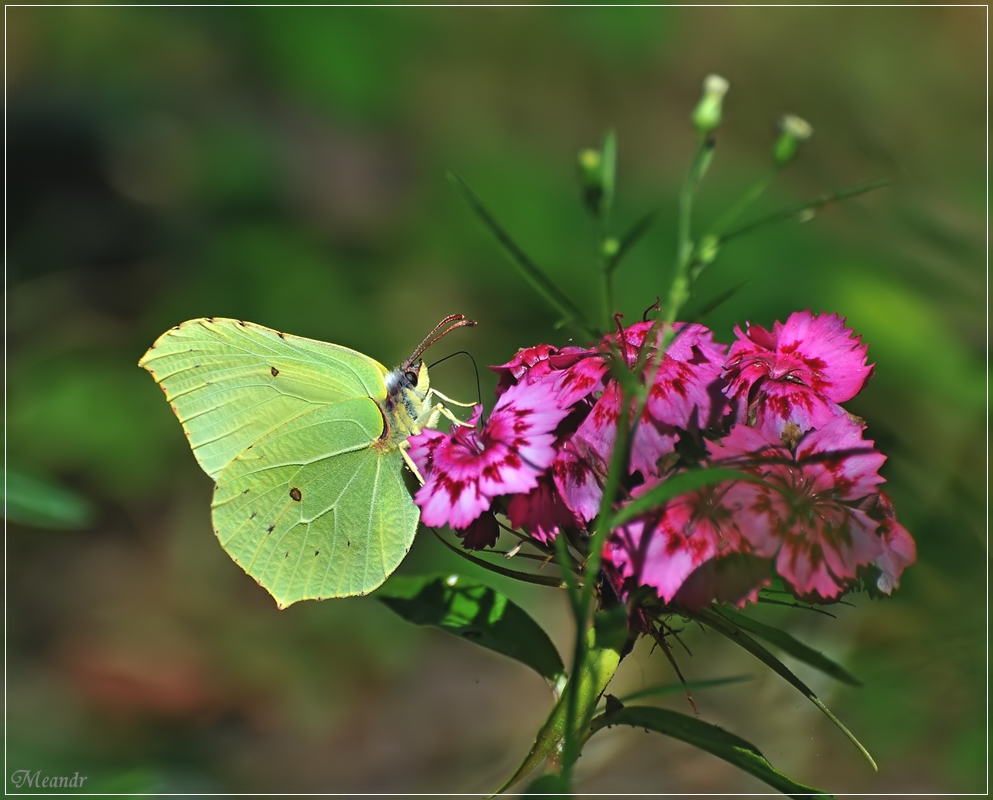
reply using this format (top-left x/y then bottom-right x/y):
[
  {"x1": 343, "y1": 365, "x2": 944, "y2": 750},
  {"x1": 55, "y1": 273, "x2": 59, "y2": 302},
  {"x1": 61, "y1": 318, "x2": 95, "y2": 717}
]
[{"x1": 506, "y1": 473, "x2": 579, "y2": 544}]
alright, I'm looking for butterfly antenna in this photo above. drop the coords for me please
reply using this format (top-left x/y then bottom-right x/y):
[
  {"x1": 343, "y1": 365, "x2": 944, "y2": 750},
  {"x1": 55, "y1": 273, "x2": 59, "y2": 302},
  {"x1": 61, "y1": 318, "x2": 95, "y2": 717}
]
[
  {"x1": 406, "y1": 314, "x2": 477, "y2": 365},
  {"x1": 428, "y1": 350, "x2": 482, "y2": 406}
]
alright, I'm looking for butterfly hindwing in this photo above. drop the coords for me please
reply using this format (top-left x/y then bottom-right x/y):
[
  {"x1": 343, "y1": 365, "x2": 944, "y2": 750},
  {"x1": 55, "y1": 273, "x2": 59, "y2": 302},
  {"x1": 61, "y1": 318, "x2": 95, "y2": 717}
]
[
  {"x1": 138, "y1": 318, "x2": 390, "y2": 480},
  {"x1": 211, "y1": 395, "x2": 418, "y2": 605}
]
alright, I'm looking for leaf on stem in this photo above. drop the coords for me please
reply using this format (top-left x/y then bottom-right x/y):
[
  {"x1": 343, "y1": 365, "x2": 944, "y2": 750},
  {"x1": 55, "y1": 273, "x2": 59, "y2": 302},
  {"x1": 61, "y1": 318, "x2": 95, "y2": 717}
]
[
  {"x1": 446, "y1": 170, "x2": 598, "y2": 338},
  {"x1": 599, "y1": 130, "x2": 617, "y2": 223},
  {"x1": 688, "y1": 606, "x2": 877, "y2": 771},
  {"x1": 716, "y1": 606, "x2": 861, "y2": 686},
  {"x1": 720, "y1": 178, "x2": 890, "y2": 245},
  {"x1": 429, "y1": 528, "x2": 566, "y2": 589},
  {"x1": 376, "y1": 573, "x2": 566, "y2": 687},
  {"x1": 589, "y1": 704, "x2": 834, "y2": 798},
  {"x1": 618, "y1": 674, "x2": 752, "y2": 704},
  {"x1": 610, "y1": 467, "x2": 761, "y2": 529}
]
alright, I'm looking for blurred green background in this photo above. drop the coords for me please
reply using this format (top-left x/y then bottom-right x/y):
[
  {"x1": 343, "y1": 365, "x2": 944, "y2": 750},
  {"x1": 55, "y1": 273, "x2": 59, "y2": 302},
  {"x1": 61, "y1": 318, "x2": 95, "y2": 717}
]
[{"x1": 5, "y1": 6, "x2": 985, "y2": 794}]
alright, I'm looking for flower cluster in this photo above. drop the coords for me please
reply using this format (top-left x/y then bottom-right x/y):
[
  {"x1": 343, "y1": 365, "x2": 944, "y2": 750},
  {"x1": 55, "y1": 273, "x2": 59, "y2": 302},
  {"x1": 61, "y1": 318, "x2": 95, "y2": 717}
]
[{"x1": 409, "y1": 311, "x2": 915, "y2": 607}]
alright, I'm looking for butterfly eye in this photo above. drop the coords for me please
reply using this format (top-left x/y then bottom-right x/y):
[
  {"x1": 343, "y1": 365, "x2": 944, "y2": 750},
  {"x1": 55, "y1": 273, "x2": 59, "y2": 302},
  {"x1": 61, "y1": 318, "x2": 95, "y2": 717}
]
[{"x1": 404, "y1": 369, "x2": 418, "y2": 386}]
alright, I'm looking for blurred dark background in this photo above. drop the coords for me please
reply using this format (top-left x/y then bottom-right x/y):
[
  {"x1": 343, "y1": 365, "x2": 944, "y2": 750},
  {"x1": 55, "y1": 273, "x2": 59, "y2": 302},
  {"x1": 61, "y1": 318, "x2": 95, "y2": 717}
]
[{"x1": 5, "y1": 6, "x2": 985, "y2": 794}]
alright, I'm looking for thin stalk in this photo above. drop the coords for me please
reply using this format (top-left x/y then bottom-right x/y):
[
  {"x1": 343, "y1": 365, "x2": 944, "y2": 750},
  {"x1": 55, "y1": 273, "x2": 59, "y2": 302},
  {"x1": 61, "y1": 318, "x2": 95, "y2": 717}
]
[{"x1": 663, "y1": 135, "x2": 713, "y2": 324}]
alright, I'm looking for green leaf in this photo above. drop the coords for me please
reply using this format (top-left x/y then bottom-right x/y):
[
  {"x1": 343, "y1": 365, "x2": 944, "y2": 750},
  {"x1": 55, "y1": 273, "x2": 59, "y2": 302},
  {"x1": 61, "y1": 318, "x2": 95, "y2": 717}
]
[
  {"x1": 493, "y1": 628, "x2": 621, "y2": 794},
  {"x1": 689, "y1": 606, "x2": 877, "y2": 771},
  {"x1": 376, "y1": 574, "x2": 565, "y2": 687},
  {"x1": 720, "y1": 178, "x2": 890, "y2": 245},
  {"x1": 430, "y1": 528, "x2": 566, "y2": 589},
  {"x1": 446, "y1": 170, "x2": 598, "y2": 338},
  {"x1": 3, "y1": 468, "x2": 95, "y2": 529},
  {"x1": 618, "y1": 674, "x2": 752, "y2": 704},
  {"x1": 589, "y1": 705, "x2": 833, "y2": 798},
  {"x1": 716, "y1": 606, "x2": 862, "y2": 686},
  {"x1": 599, "y1": 129, "x2": 617, "y2": 222},
  {"x1": 610, "y1": 468, "x2": 760, "y2": 528}
]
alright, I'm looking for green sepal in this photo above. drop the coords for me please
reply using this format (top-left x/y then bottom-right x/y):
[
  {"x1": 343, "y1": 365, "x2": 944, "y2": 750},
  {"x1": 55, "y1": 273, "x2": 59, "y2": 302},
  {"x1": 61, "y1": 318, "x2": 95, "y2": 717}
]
[
  {"x1": 376, "y1": 574, "x2": 565, "y2": 688},
  {"x1": 589, "y1": 704, "x2": 833, "y2": 798},
  {"x1": 715, "y1": 606, "x2": 862, "y2": 686}
]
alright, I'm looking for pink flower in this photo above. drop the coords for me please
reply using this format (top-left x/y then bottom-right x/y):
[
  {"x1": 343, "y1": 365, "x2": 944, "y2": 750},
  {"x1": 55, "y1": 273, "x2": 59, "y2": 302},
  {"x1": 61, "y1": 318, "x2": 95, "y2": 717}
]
[
  {"x1": 491, "y1": 343, "x2": 594, "y2": 396},
  {"x1": 409, "y1": 380, "x2": 571, "y2": 531},
  {"x1": 723, "y1": 311, "x2": 873, "y2": 436},
  {"x1": 860, "y1": 492, "x2": 917, "y2": 594},
  {"x1": 558, "y1": 321, "x2": 728, "y2": 490},
  {"x1": 605, "y1": 481, "x2": 751, "y2": 604},
  {"x1": 506, "y1": 473, "x2": 579, "y2": 544},
  {"x1": 712, "y1": 418, "x2": 887, "y2": 600}
]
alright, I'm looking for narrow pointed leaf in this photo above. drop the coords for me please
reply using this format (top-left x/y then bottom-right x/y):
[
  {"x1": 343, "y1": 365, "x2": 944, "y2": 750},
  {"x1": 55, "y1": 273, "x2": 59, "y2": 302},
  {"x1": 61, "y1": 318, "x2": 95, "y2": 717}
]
[
  {"x1": 589, "y1": 705, "x2": 833, "y2": 798},
  {"x1": 377, "y1": 574, "x2": 565, "y2": 687},
  {"x1": 618, "y1": 674, "x2": 752, "y2": 704},
  {"x1": 720, "y1": 178, "x2": 889, "y2": 244},
  {"x1": 610, "y1": 468, "x2": 760, "y2": 528},
  {"x1": 493, "y1": 630, "x2": 621, "y2": 794},
  {"x1": 447, "y1": 170, "x2": 597, "y2": 338},
  {"x1": 430, "y1": 528, "x2": 566, "y2": 588},
  {"x1": 689, "y1": 606, "x2": 877, "y2": 771},
  {"x1": 716, "y1": 606, "x2": 861, "y2": 686},
  {"x1": 599, "y1": 129, "x2": 617, "y2": 221}
]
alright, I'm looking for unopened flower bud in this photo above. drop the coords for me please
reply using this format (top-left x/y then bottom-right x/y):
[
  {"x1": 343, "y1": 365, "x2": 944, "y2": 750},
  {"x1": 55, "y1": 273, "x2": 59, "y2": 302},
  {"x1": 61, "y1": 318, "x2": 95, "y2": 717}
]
[
  {"x1": 773, "y1": 114, "x2": 813, "y2": 166},
  {"x1": 578, "y1": 148, "x2": 604, "y2": 218},
  {"x1": 692, "y1": 74, "x2": 730, "y2": 133}
]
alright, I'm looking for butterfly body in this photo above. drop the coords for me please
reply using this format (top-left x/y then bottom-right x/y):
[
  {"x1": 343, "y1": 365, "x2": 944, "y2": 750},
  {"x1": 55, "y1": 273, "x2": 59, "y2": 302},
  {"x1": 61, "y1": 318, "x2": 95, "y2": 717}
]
[{"x1": 139, "y1": 316, "x2": 472, "y2": 607}]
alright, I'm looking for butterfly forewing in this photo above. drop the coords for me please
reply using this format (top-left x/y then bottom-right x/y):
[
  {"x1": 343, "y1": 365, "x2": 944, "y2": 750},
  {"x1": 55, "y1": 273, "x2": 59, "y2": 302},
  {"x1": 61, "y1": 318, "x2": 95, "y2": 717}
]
[
  {"x1": 139, "y1": 318, "x2": 389, "y2": 480},
  {"x1": 212, "y1": 398, "x2": 419, "y2": 604}
]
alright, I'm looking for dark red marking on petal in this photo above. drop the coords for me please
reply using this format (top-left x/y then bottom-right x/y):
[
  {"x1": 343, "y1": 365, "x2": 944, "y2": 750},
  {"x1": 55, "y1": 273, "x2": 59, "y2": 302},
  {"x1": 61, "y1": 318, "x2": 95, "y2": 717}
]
[{"x1": 289, "y1": 487, "x2": 302, "y2": 502}]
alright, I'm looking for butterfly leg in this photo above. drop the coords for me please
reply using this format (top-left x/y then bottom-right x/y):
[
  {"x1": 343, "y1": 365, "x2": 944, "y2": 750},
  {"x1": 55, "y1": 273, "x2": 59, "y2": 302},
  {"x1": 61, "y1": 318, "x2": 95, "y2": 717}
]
[{"x1": 399, "y1": 441, "x2": 427, "y2": 485}]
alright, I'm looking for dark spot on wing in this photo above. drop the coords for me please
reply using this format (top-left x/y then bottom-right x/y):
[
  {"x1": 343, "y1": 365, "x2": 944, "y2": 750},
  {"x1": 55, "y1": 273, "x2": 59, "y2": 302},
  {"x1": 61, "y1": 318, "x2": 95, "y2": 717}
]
[
  {"x1": 241, "y1": 488, "x2": 250, "y2": 495},
  {"x1": 207, "y1": 317, "x2": 215, "y2": 323},
  {"x1": 277, "y1": 331, "x2": 285, "y2": 339},
  {"x1": 314, "y1": 550, "x2": 319, "y2": 557},
  {"x1": 249, "y1": 511, "x2": 257, "y2": 519},
  {"x1": 289, "y1": 487, "x2": 302, "y2": 502},
  {"x1": 271, "y1": 366, "x2": 280, "y2": 377},
  {"x1": 267, "y1": 524, "x2": 275, "y2": 534},
  {"x1": 284, "y1": 552, "x2": 289, "y2": 558},
  {"x1": 238, "y1": 320, "x2": 247, "y2": 327},
  {"x1": 347, "y1": 540, "x2": 351, "y2": 547}
]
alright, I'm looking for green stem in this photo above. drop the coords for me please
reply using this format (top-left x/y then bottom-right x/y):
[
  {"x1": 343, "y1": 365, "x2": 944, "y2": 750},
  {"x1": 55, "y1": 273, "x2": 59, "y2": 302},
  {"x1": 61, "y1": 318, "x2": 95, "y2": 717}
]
[{"x1": 664, "y1": 135, "x2": 713, "y2": 324}]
